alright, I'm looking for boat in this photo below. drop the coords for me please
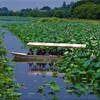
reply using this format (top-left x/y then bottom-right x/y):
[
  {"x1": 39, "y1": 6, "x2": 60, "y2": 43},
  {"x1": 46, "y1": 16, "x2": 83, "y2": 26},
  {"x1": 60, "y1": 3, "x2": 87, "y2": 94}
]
[
  {"x1": 11, "y1": 52, "x2": 60, "y2": 62},
  {"x1": 11, "y1": 42, "x2": 86, "y2": 62}
]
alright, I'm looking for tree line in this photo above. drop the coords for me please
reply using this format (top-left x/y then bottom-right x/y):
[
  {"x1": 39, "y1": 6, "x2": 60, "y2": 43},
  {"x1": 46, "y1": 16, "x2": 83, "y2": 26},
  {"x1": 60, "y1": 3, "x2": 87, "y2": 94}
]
[
  {"x1": 0, "y1": 0, "x2": 100, "y2": 19},
  {"x1": 71, "y1": 0, "x2": 100, "y2": 19}
]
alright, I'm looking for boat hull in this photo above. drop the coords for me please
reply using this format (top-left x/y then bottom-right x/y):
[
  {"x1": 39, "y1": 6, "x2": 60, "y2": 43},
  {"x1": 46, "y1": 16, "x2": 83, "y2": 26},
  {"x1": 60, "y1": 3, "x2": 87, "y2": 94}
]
[{"x1": 11, "y1": 52, "x2": 60, "y2": 62}]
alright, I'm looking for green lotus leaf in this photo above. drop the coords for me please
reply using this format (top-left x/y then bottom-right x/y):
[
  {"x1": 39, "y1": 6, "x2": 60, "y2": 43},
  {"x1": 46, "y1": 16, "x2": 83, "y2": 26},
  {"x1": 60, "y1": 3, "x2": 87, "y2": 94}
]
[
  {"x1": 50, "y1": 83, "x2": 61, "y2": 92},
  {"x1": 83, "y1": 60, "x2": 91, "y2": 67},
  {"x1": 95, "y1": 62, "x2": 100, "y2": 67}
]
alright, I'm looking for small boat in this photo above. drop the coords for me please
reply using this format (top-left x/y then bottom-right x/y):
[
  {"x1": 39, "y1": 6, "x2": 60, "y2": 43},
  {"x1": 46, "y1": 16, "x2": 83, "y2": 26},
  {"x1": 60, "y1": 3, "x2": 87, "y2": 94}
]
[
  {"x1": 11, "y1": 52, "x2": 60, "y2": 62},
  {"x1": 11, "y1": 42, "x2": 86, "y2": 62}
]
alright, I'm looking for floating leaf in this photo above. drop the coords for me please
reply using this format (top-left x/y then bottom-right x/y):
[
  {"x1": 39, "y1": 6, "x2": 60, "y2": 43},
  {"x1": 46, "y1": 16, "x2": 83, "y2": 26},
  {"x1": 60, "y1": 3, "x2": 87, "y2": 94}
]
[
  {"x1": 37, "y1": 86, "x2": 43, "y2": 94},
  {"x1": 50, "y1": 83, "x2": 61, "y2": 92},
  {"x1": 72, "y1": 68, "x2": 80, "y2": 73},
  {"x1": 74, "y1": 83, "x2": 85, "y2": 91},
  {"x1": 15, "y1": 93, "x2": 22, "y2": 96},
  {"x1": 83, "y1": 60, "x2": 91, "y2": 67},
  {"x1": 66, "y1": 89, "x2": 73, "y2": 92},
  {"x1": 64, "y1": 79, "x2": 71, "y2": 83},
  {"x1": 95, "y1": 73, "x2": 100, "y2": 78},
  {"x1": 95, "y1": 62, "x2": 100, "y2": 67},
  {"x1": 85, "y1": 85, "x2": 89, "y2": 90},
  {"x1": 79, "y1": 71, "x2": 87, "y2": 74},
  {"x1": 48, "y1": 91, "x2": 55, "y2": 95},
  {"x1": 97, "y1": 69, "x2": 100, "y2": 73}
]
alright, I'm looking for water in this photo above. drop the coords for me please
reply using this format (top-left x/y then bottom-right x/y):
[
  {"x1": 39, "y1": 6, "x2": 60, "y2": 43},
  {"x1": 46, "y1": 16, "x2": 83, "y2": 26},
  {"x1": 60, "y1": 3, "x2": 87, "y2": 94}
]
[
  {"x1": 1, "y1": 28, "x2": 67, "y2": 100},
  {"x1": 0, "y1": 24, "x2": 100, "y2": 100},
  {"x1": 0, "y1": 20, "x2": 28, "y2": 24}
]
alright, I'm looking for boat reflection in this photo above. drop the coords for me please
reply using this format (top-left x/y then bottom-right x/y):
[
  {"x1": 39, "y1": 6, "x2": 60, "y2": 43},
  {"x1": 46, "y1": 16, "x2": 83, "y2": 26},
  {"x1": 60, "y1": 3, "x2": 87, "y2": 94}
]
[
  {"x1": 27, "y1": 62, "x2": 65, "y2": 77},
  {"x1": 13, "y1": 59, "x2": 64, "y2": 76}
]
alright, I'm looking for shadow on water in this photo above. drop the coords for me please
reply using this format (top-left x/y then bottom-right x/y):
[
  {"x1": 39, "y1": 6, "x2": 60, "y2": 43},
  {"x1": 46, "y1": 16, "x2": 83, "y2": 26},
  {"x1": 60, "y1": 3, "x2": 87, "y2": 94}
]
[{"x1": 1, "y1": 27, "x2": 100, "y2": 100}]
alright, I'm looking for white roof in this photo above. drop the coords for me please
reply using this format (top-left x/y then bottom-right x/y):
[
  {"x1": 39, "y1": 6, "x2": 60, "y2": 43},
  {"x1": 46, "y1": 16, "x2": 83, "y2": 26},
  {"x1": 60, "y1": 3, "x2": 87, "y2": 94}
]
[{"x1": 27, "y1": 42, "x2": 86, "y2": 48}]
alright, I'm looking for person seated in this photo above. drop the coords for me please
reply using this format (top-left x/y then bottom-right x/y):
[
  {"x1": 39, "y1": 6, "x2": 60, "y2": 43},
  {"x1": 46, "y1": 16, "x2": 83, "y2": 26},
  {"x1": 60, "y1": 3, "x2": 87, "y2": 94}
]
[
  {"x1": 27, "y1": 48, "x2": 34, "y2": 55},
  {"x1": 41, "y1": 49, "x2": 46, "y2": 55},
  {"x1": 36, "y1": 49, "x2": 42, "y2": 55},
  {"x1": 53, "y1": 49, "x2": 58, "y2": 55},
  {"x1": 49, "y1": 49, "x2": 54, "y2": 55},
  {"x1": 58, "y1": 50, "x2": 64, "y2": 55}
]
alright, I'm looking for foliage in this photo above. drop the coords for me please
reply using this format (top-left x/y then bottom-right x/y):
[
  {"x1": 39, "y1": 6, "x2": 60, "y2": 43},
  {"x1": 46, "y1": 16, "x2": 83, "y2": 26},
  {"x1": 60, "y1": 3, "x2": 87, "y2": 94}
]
[
  {"x1": 0, "y1": 16, "x2": 31, "y2": 21},
  {"x1": 71, "y1": 0, "x2": 100, "y2": 19},
  {"x1": 0, "y1": 33, "x2": 21, "y2": 100},
  {"x1": 61, "y1": 1, "x2": 67, "y2": 10},
  {"x1": 37, "y1": 81, "x2": 61, "y2": 99},
  {"x1": 0, "y1": 1, "x2": 71, "y2": 18},
  {"x1": 0, "y1": 7, "x2": 8, "y2": 11},
  {"x1": 0, "y1": 0, "x2": 100, "y2": 19},
  {"x1": 1, "y1": 18, "x2": 100, "y2": 98},
  {"x1": 81, "y1": 0, "x2": 100, "y2": 4},
  {"x1": 72, "y1": 3, "x2": 100, "y2": 19},
  {"x1": 40, "y1": 6, "x2": 51, "y2": 11}
]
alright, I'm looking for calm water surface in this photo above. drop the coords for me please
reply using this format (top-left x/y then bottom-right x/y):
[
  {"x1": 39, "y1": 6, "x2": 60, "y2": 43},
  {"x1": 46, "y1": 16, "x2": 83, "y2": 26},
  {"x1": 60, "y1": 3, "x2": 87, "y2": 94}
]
[{"x1": 0, "y1": 25, "x2": 100, "y2": 100}]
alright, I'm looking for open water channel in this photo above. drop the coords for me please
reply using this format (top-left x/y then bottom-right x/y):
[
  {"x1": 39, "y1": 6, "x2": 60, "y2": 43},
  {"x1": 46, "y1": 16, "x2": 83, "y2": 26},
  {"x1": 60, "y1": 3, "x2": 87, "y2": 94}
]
[{"x1": 0, "y1": 21, "x2": 100, "y2": 100}]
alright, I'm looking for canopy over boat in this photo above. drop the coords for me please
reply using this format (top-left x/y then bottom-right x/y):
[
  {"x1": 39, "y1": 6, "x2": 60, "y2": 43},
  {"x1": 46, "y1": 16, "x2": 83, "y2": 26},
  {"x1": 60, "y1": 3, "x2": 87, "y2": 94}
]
[{"x1": 27, "y1": 42, "x2": 86, "y2": 48}]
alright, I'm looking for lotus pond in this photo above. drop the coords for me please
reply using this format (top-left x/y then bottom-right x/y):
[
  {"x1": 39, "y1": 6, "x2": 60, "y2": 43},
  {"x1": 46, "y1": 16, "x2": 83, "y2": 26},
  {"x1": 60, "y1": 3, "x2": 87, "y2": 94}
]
[
  {"x1": 0, "y1": 32, "x2": 21, "y2": 100},
  {"x1": 0, "y1": 17, "x2": 100, "y2": 100}
]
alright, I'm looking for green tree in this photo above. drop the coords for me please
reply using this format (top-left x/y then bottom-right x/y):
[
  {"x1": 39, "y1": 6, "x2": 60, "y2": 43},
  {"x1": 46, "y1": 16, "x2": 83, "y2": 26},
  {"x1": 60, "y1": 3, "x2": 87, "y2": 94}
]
[
  {"x1": 72, "y1": 3, "x2": 100, "y2": 19},
  {"x1": 53, "y1": 10, "x2": 68, "y2": 18},
  {"x1": 40, "y1": 6, "x2": 51, "y2": 11},
  {"x1": 81, "y1": 0, "x2": 100, "y2": 4},
  {"x1": 61, "y1": 1, "x2": 67, "y2": 10},
  {"x1": 71, "y1": 0, "x2": 100, "y2": 19}
]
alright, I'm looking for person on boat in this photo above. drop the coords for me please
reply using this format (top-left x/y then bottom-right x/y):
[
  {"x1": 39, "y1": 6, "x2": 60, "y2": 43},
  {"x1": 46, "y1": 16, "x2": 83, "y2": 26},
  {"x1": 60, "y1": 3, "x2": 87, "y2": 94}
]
[
  {"x1": 36, "y1": 49, "x2": 42, "y2": 55},
  {"x1": 37, "y1": 49, "x2": 46, "y2": 55},
  {"x1": 27, "y1": 48, "x2": 34, "y2": 55},
  {"x1": 41, "y1": 49, "x2": 46, "y2": 55},
  {"x1": 53, "y1": 49, "x2": 59, "y2": 55},
  {"x1": 58, "y1": 50, "x2": 64, "y2": 55},
  {"x1": 49, "y1": 49, "x2": 54, "y2": 55}
]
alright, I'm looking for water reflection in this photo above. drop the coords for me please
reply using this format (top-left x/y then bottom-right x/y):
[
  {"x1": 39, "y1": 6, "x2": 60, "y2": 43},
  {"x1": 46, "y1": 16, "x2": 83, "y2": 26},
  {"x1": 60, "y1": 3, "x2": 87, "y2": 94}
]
[
  {"x1": 27, "y1": 62, "x2": 65, "y2": 77},
  {"x1": 28, "y1": 62, "x2": 46, "y2": 71}
]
